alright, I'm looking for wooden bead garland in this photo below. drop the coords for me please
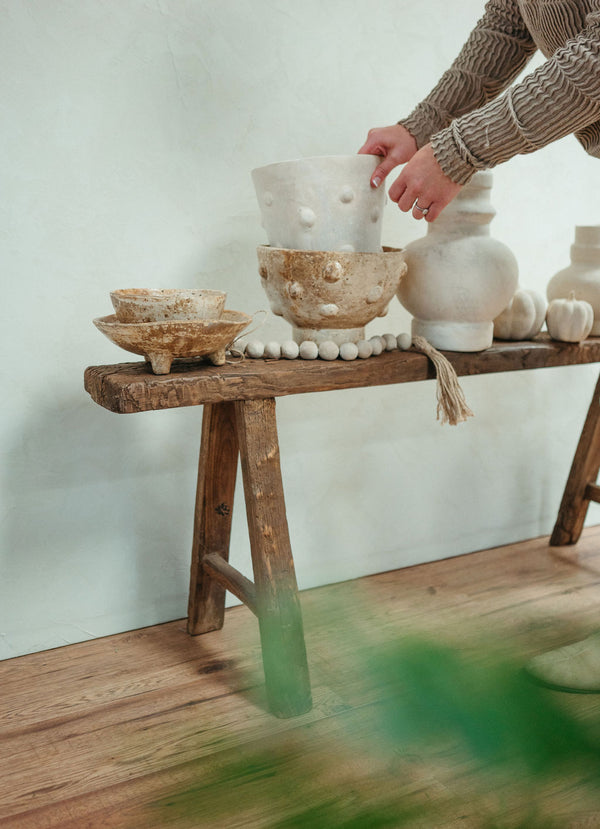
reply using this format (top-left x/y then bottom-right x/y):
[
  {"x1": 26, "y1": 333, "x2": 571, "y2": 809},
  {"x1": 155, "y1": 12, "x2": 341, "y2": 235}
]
[{"x1": 244, "y1": 333, "x2": 413, "y2": 361}]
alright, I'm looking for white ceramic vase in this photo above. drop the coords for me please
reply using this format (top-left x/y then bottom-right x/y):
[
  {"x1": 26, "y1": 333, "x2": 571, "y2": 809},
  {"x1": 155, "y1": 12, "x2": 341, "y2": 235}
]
[
  {"x1": 397, "y1": 171, "x2": 519, "y2": 352},
  {"x1": 251, "y1": 155, "x2": 385, "y2": 253},
  {"x1": 546, "y1": 226, "x2": 600, "y2": 336}
]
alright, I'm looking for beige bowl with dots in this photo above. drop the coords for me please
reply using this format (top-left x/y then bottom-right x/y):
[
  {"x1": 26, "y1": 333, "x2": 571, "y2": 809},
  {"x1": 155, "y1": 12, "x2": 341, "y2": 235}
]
[{"x1": 257, "y1": 245, "x2": 406, "y2": 346}]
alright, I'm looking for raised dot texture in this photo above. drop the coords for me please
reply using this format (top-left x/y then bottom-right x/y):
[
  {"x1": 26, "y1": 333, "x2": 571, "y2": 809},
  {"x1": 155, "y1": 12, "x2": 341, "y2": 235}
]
[
  {"x1": 339, "y1": 186, "x2": 354, "y2": 203},
  {"x1": 288, "y1": 282, "x2": 303, "y2": 299},
  {"x1": 318, "y1": 341, "x2": 339, "y2": 361},
  {"x1": 259, "y1": 266, "x2": 268, "y2": 279},
  {"x1": 366, "y1": 285, "x2": 383, "y2": 304},
  {"x1": 323, "y1": 261, "x2": 343, "y2": 282},
  {"x1": 299, "y1": 207, "x2": 316, "y2": 228},
  {"x1": 299, "y1": 340, "x2": 319, "y2": 360},
  {"x1": 264, "y1": 191, "x2": 273, "y2": 206},
  {"x1": 339, "y1": 342, "x2": 359, "y2": 361},
  {"x1": 320, "y1": 303, "x2": 339, "y2": 317}
]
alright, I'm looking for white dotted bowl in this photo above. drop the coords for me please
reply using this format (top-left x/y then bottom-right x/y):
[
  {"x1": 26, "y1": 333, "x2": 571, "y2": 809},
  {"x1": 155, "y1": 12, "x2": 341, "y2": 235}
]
[
  {"x1": 252, "y1": 155, "x2": 385, "y2": 253},
  {"x1": 257, "y1": 245, "x2": 407, "y2": 345}
]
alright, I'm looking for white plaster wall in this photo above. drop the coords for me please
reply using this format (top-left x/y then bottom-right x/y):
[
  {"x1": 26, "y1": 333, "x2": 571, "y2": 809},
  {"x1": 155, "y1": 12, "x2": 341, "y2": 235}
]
[{"x1": 1, "y1": 0, "x2": 599, "y2": 659}]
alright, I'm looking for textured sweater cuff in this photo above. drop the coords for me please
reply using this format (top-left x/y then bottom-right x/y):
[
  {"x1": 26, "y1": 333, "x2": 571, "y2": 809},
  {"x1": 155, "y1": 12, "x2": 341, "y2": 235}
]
[
  {"x1": 399, "y1": 101, "x2": 449, "y2": 149},
  {"x1": 430, "y1": 125, "x2": 482, "y2": 185}
]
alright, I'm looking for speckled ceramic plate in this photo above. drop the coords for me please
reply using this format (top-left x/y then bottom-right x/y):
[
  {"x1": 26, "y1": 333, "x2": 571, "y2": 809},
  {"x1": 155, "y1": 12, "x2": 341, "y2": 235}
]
[{"x1": 93, "y1": 309, "x2": 252, "y2": 374}]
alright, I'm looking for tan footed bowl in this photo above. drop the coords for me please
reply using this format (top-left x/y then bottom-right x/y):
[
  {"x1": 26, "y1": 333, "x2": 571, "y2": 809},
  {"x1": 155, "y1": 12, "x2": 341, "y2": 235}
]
[
  {"x1": 257, "y1": 245, "x2": 406, "y2": 345},
  {"x1": 93, "y1": 310, "x2": 251, "y2": 374}
]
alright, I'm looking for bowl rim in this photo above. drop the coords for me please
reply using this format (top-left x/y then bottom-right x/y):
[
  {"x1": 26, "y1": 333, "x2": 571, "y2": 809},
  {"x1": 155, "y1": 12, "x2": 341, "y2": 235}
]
[
  {"x1": 110, "y1": 288, "x2": 227, "y2": 301},
  {"x1": 94, "y1": 309, "x2": 250, "y2": 329},
  {"x1": 251, "y1": 154, "x2": 380, "y2": 177}
]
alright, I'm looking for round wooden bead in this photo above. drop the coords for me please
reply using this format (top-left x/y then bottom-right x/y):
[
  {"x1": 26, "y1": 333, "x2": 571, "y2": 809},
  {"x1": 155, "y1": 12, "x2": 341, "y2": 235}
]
[
  {"x1": 264, "y1": 341, "x2": 281, "y2": 359},
  {"x1": 397, "y1": 332, "x2": 412, "y2": 351},
  {"x1": 318, "y1": 340, "x2": 339, "y2": 361},
  {"x1": 382, "y1": 333, "x2": 397, "y2": 351},
  {"x1": 369, "y1": 336, "x2": 383, "y2": 356},
  {"x1": 245, "y1": 340, "x2": 264, "y2": 359},
  {"x1": 281, "y1": 340, "x2": 300, "y2": 359},
  {"x1": 356, "y1": 339, "x2": 373, "y2": 359},
  {"x1": 339, "y1": 342, "x2": 359, "y2": 361},
  {"x1": 299, "y1": 340, "x2": 319, "y2": 360}
]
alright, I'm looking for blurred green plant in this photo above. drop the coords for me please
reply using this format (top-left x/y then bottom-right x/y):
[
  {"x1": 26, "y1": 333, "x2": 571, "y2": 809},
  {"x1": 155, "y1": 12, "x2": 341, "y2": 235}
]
[{"x1": 145, "y1": 612, "x2": 600, "y2": 828}]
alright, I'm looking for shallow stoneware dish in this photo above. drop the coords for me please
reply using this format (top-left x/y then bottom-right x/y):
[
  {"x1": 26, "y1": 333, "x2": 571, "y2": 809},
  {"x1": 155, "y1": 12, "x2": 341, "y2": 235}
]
[
  {"x1": 93, "y1": 310, "x2": 251, "y2": 374},
  {"x1": 252, "y1": 155, "x2": 385, "y2": 253},
  {"x1": 257, "y1": 245, "x2": 406, "y2": 345},
  {"x1": 110, "y1": 288, "x2": 227, "y2": 323}
]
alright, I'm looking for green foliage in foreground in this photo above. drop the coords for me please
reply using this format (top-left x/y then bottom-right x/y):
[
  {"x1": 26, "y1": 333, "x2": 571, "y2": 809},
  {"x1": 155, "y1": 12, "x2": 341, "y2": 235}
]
[{"x1": 147, "y1": 634, "x2": 600, "y2": 828}]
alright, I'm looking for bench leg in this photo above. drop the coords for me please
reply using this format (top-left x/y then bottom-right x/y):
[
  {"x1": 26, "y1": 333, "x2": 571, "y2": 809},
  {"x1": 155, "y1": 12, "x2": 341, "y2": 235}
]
[
  {"x1": 551, "y1": 372, "x2": 600, "y2": 546},
  {"x1": 235, "y1": 398, "x2": 312, "y2": 718},
  {"x1": 187, "y1": 402, "x2": 239, "y2": 634}
]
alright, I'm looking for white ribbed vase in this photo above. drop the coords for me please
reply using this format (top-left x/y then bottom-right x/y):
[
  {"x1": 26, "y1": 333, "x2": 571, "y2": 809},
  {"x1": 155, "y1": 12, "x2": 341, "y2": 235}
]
[
  {"x1": 547, "y1": 226, "x2": 600, "y2": 336},
  {"x1": 397, "y1": 171, "x2": 519, "y2": 352}
]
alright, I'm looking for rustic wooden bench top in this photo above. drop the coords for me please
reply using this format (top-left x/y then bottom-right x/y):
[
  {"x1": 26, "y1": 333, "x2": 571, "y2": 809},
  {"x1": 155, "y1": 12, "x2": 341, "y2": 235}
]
[
  {"x1": 83, "y1": 334, "x2": 600, "y2": 717},
  {"x1": 84, "y1": 335, "x2": 600, "y2": 414}
]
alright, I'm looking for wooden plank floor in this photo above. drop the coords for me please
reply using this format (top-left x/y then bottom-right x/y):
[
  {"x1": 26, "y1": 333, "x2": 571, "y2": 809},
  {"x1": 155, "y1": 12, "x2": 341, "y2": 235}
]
[{"x1": 3, "y1": 529, "x2": 600, "y2": 828}]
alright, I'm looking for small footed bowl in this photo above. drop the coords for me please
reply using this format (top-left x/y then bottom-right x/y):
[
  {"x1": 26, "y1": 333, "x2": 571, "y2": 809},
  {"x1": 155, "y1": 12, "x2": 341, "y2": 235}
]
[
  {"x1": 93, "y1": 309, "x2": 251, "y2": 374},
  {"x1": 110, "y1": 288, "x2": 227, "y2": 323}
]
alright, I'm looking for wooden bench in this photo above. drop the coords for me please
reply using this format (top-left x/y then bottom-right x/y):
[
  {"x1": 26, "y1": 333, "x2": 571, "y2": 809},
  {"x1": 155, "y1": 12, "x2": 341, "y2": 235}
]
[{"x1": 85, "y1": 336, "x2": 600, "y2": 717}]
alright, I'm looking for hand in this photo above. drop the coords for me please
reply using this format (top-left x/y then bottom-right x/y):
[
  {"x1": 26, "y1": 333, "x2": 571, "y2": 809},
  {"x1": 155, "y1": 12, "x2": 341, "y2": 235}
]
[
  {"x1": 389, "y1": 143, "x2": 462, "y2": 222},
  {"x1": 358, "y1": 124, "x2": 418, "y2": 189}
]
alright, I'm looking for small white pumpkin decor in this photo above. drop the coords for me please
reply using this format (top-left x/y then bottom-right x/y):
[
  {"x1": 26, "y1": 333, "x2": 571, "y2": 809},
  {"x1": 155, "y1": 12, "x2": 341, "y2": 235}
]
[
  {"x1": 546, "y1": 292, "x2": 594, "y2": 343},
  {"x1": 493, "y1": 288, "x2": 547, "y2": 340}
]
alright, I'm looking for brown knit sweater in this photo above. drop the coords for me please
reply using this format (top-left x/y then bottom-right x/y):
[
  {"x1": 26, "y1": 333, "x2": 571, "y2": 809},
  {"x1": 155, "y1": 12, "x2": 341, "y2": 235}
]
[{"x1": 400, "y1": 0, "x2": 600, "y2": 184}]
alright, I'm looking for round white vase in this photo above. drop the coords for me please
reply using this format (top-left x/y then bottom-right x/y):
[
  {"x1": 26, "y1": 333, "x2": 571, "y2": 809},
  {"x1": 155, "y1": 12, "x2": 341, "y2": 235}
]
[
  {"x1": 546, "y1": 226, "x2": 600, "y2": 336},
  {"x1": 251, "y1": 155, "x2": 385, "y2": 253},
  {"x1": 397, "y1": 171, "x2": 519, "y2": 352}
]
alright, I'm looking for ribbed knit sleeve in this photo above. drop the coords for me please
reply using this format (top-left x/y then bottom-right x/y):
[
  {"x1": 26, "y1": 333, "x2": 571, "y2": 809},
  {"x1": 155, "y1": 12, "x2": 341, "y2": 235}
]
[
  {"x1": 399, "y1": 0, "x2": 537, "y2": 148},
  {"x1": 431, "y1": 10, "x2": 600, "y2": 183}
]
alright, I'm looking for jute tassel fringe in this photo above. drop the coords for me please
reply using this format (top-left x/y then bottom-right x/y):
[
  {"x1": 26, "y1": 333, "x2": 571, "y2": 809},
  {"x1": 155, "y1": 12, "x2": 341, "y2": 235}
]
[{"x1": 411, "y1": 335, "x2": 474, "y2": 426}]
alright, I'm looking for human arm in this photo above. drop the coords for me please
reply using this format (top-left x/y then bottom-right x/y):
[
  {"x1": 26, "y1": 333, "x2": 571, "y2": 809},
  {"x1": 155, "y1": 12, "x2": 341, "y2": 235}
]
[
  {"x1": 371, "y1": 9, "x2": 600, "y2": 220},
  {"x1": 359, "y1": 0, "x2": 537, "y2": 191}
]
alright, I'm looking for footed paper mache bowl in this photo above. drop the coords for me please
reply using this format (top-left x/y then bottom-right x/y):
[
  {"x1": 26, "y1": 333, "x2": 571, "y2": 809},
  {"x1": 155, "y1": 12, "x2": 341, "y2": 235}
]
[
  {"x1": 93, "y1": 310, "x2": 251, "y2": 374},
  {"x1": 257, "y1": 245, "x2": 407, "y2": 345}
]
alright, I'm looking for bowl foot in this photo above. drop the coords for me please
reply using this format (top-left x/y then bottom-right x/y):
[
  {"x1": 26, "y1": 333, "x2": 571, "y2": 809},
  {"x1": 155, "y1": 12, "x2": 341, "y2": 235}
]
[
  {"x1": 208, "y1": 348, "x2": 227, "y2": 366},
  {"x1": 292, "y1": 326, "x2": 365, "y2": 346},
  {"x1": 146, "y1": 352, "x2": 173, "y2": 374}
]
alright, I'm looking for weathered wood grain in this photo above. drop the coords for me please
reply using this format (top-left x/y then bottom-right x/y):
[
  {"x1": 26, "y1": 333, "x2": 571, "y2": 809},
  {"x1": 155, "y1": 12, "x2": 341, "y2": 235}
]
[
  {"x1": 187, "y1": 402, "x2": 239, "y2": 635},
  {"x1": 551, "y1": 372, "x2": 600, "y2": 545},
  {"x1": 202, "y1": 552, "x2": 258, "y2": 615},
  {"x1": 234, "y1": 398, "x2": 312, "y2": 718},
  {"x1": 3, "y1": 529, "x2": 600, "y2": 827},
  {"x1": 84, "y1": 335, "x2": 600, "y2": 414}
]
